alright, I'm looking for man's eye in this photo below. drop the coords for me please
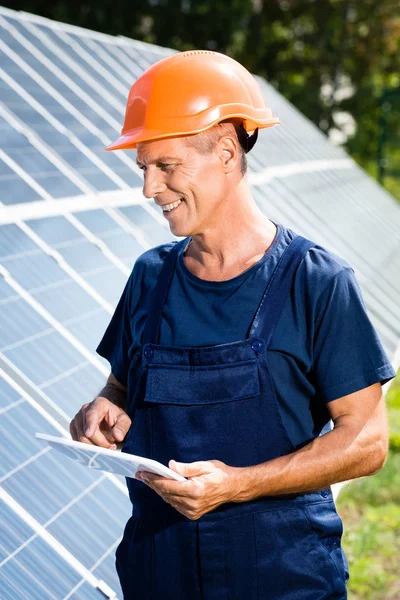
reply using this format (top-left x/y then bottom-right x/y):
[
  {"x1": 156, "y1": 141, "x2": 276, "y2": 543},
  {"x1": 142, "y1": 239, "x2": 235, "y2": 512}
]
[
  {"x1": 158, "y1": 163, "x2": 173, "y2": 172},
  {"x1": 138, "y1": 165, "x2": 147, "y2": 172}
]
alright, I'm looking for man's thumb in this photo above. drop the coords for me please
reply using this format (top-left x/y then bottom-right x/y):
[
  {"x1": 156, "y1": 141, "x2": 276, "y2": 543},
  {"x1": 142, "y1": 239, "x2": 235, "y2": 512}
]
[
  {"x1": 169, "y1": 460, "x2": 209, "y2": 478},
  {"x1": 112, "y1": 413, "x2": 131, "y2": 440}
]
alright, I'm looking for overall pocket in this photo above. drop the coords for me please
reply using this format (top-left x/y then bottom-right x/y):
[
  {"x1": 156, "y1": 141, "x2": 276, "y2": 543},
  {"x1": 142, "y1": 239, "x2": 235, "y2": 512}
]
[
  {"x1": 143, "y1": 359, "x2": 260, "y2": 405},
  {"x1": 299, "y1": 500, "x2": 350, "y2": 588},
  {"x1": 253, "y1": 504, "x2": 347, "y2": 599}
]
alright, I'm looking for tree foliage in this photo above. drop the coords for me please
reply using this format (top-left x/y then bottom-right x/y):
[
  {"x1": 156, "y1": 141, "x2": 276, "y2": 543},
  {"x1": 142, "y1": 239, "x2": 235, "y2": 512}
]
[{"x1": 5, "y1": 0, "x2": 400, "y2": 174}]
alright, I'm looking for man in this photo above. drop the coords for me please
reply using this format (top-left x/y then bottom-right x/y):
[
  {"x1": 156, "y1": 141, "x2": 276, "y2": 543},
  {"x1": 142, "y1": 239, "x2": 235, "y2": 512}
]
[{"x1": 70, "y1": 51, "x2": 396, "y2": 599}]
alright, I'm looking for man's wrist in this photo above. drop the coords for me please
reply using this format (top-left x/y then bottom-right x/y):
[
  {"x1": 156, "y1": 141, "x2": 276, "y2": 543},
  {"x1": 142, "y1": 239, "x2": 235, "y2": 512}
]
[
  {"x1": 97, "y1": 383, "x2": 127, "y2": 410},
  {"x1": 228, "y1": 466, "x2": 256, "y2": 503}
]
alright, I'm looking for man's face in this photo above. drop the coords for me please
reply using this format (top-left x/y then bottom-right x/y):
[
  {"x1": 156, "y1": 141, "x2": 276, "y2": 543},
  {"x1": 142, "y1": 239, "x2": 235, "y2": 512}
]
[{"x1": 136, "y1": 136, "x2": 229, "y2": 237}]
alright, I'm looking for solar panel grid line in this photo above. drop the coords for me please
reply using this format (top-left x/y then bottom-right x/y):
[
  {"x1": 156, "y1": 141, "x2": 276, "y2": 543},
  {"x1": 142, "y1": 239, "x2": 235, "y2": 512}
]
[
  {"x1": 0, "y1": 394, "x2": 24, "y2": 415},
  {"x1": 0, "y1": 46, "x2": 167, "y2": 239},
  {"x1": 0, "y1": 101, "x2": 96, "y2": 195},
  {"x1": 83, "y1": 37, "x2": 145, "y2": 83},
  {"x1": 265, "y1": 173, "x2": 400, "y2": 285},
  {"x1": 0, "y1": 188, "x2": 151, "y2": 224},
  {"x1": 265, "y1": 178, "x2": 400, "y2": 310},
  {"x1": 329, "y1": 166, "x2": 400, "y2": 236},
  {"x1": 102, "y1": 203, "x2": 165, "y2": 247},
  {"x1": 252, "y1": 185, "x2": 400, "y2": 341},
  {"x1": 0, "y1": 67, "x2": 136, "y2": 191},
  {"x1": 1, "y1": 361, "x2": 130, "y2": 498},
  {"x1": 0, "y1": 113, "x2": 129, "y2": 204},
  {"x1": 272, "y1": 167, "x2": 400, "y2": 245},
  {"x1": 52, "y1": 29, "x2": 132, "y2": 96},
  {"x1": 289, "y1": 172, "x2": 400, "y2": 273},
  {"x1": 105, "y1": 40, "x2": 153, "y2": 79},
  {"x1": 0, "y1": 396, "x2": 128, "y2": 597},
  {"x1": 16, "y1": 7, "x2": 172, "y2": 57},
  {"x1": 117, "y1": 33, "x2": 176, "y2": 57},
  {"x1": 63, "y1": 547, "x2": 120, "y2": 600},
  {"x1": 0, "y1": 151, "x2": 135, "y2": 272},
  {"x1": 248, "y1": 158, "x2": 355, "y2": 186},
  {"x1": 19, "y1": 19, "x2": 128, "y2": 114},
  {"x1": 40, "y1": 360, "x2": 92, "y2": 391},
  {"x1": 0, "y1": 265, "x2": 109, "y2": 374},
  {"x1": 0, "y1": 103, "x2": 159, "y2": 252},
  {"x1": 0, "y1": 16, "x2": 123, "y2": 132},
  {"x1": 1, "y1": 445, "x2": 51, "y2": 485},
  {"x1": 0, "y1": 34, "x2": 144, "y2": 179},
  {"x1": 10, "y1": 221, "x2": 115, "y2": 313},
  {"x1": 120, "y1": 45, "x2": 160, "y2": 72},
  {"x1": 260, "y1": 177, "x2": 399, "y2": 294},
  {"x1": 1, "y1": 552, "x2": 60, "y2": 600},
  {"x1": 16, "y1": 7, "x2": 166, "y2": 55},
  {"x1": 1, "y1": 360, "x2": 72, "y2": 431},
  {"x1": 0, "y1": 40, "x2": 112, "y2": 147},
  {"x1": 0, "y1": 486, "x2": 118, "y2": 598},
  {"x1": 268, "y1": 227, "x2": 400, "y2": 344}
]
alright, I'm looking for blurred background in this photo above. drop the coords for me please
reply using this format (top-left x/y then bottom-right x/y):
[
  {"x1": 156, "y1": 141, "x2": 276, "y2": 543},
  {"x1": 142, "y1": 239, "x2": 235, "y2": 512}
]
[{"x1": 1, "y1": 1, "x2": 399, "y2": 599}]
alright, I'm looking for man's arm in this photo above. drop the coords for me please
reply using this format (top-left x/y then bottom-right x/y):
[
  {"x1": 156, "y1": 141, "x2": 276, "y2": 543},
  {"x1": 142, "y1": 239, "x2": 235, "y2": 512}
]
[
  {"x1": 133, "y1": 381, "x2": 389, "y2": 520},
  {"x1": 97, "y1": 372, "x2": 128, "y2": 410},
  {"x1": 233, "y1": 381, "x2": 388, "y2": 501}
]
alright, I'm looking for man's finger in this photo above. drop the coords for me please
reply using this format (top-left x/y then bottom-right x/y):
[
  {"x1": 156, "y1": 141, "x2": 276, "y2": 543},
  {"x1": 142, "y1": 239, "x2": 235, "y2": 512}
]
[
  {"x1": 84, "y1": 403, "x2": 107, "y2": 437},
  {"x1": 111, "y1": 411, "x2": 132, "y2": 440},
  {"x1": 86, "y1": 425, "x2": 117, "y2": 448},
  {"x1": 70, "y1": 420, "x2": 78, "y2": 441},
  {"x1": 138, "y1": 472, "x2": 190, "y2": 496},
  {"x1": 169, "y1": 460, "x2": 211, "y2": 478}
]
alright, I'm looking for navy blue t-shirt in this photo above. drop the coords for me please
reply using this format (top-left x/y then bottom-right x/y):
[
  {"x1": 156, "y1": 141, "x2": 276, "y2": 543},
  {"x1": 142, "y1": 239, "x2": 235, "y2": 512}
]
[{"x1": 96, "y1": 221, "x2": 396, "y2": 449}]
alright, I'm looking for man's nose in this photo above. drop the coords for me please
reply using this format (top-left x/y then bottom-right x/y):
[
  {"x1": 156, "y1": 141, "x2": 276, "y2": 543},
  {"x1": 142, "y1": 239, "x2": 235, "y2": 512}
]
[{"x1": 142, "y1": 167, "x2": 167, "y2": 199}]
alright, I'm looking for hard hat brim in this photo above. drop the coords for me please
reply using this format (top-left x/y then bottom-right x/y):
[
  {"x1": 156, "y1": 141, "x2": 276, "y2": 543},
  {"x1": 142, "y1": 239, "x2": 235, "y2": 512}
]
[{"x1": 105, "y1": 110, "x2": 280, "y2": 151}]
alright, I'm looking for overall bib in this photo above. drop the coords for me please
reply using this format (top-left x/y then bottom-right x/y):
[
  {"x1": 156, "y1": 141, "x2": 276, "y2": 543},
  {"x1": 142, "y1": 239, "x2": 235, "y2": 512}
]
[{"x1": 116, "y1": 234, "x2": 349, "y2": 600}]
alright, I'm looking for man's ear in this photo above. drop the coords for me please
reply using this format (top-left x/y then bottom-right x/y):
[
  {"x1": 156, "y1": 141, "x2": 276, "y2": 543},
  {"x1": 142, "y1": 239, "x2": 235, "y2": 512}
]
[{"x1": 217, "y1": 135, "x2": 240, "y2": 173}]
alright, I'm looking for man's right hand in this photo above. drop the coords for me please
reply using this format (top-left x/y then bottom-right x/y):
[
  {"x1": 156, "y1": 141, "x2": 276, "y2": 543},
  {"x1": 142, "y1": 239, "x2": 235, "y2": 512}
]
[{"x1": 69, "y1": 397, "x2": 132, "y2": 449}]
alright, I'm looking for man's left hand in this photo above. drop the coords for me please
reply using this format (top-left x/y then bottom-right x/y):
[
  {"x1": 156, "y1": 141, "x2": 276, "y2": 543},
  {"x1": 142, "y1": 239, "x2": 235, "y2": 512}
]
[{"x1": 135, "y1": 459, "x2": 240, "y2": 520}]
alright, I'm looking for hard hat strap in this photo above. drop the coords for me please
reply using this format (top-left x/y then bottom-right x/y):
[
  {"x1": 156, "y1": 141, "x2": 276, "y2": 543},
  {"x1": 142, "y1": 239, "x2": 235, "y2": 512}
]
[{"x1": 237, "y1": 123, "x2": 259, "y2": 153}]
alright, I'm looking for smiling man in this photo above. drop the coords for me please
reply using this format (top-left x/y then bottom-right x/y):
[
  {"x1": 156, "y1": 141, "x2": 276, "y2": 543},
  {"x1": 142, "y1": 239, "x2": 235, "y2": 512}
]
[{"x1": 69, "y1": 51, "x2": 396, "y2": 599}]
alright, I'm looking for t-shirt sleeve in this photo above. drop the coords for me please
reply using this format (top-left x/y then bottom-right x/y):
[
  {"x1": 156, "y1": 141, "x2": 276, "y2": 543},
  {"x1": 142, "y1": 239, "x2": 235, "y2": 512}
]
[
  {"x1": 312, "y1": 266, "x2": 396, "y2": 402},
  {"x1": 96, "y1": 268, "x2": 136, "y2": 386}
]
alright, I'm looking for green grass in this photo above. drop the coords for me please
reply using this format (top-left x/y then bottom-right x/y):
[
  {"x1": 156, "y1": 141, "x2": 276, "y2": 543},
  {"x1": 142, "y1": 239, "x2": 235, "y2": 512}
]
[{"x1": 336, "y1": 370, "x2": 400, "y2": 599}]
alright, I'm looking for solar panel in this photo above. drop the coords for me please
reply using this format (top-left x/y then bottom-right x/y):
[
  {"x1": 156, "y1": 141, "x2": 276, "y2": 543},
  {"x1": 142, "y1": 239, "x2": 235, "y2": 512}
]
[{"x1": 1, "y1": 6, "x2": 400, "y2": 598}]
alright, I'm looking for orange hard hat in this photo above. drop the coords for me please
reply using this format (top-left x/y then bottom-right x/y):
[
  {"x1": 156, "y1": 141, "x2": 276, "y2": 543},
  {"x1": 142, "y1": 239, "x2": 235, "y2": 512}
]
[{"x1": 105, "y1": 50, "x2": 279, "y2": 152}]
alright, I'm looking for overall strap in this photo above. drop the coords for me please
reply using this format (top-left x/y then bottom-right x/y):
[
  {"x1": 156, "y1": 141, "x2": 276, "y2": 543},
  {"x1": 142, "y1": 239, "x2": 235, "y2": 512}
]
[
  {"x1": 142, "y1": 238, "x2": 188, "y2": 345},
  {"x1": 248, "y1": 235, "x2": 316, "y2": 346}
]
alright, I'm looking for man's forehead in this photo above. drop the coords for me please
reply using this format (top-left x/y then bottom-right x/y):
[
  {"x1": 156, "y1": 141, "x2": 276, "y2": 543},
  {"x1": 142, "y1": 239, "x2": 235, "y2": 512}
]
[{"x1": 136, "y1": 137, "x2": 187, "y2": 163}]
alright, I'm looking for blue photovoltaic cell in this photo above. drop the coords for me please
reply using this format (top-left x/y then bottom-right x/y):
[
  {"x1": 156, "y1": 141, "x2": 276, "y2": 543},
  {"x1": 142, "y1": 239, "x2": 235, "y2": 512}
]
[
  {"x1": 0, "y1": 502, "x2": 34, "y2": 560},
  {"x1": 5, "y1": 18, "x2": 124, "y2": 120},
  {"x1": 0, "y1": 378, "x2": 128, "y2": 599},
  {"x1": 0, "y1": 161, "x2": 39, "y2": 205},
  {"x1": 75, "y1": 209, "x2": 146, "y2": 259},
  {"x1": 33, "y1": 23, "x2": 129, "y2": 101},
  {"x1": 92, "y1": 551, "x2": 124, "y2": 595},
  {"x1": 25, "y1": 214, "x2": 136, "y2": 304},
  {"x1": 0, "y1": 115, "x2": 84, "y2": 200},
  {"x1": 0, "y1": 294, "x2": 106, "y2": 412},
  {"x1": 0, "y1": 23, "x2": 117, "y2": 133},
  {"x1": 119, "y1": 205, "x2": 173, "y2": 245},
  {"x1": 1, "y1": 536, "x2": 83, "y2": 599}
]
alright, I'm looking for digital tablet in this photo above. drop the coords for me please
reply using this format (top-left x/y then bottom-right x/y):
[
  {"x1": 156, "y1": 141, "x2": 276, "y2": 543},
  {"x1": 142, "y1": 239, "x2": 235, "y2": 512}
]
[{"x1": 35, "y1": 433, "x2": 187, "y2": 482}]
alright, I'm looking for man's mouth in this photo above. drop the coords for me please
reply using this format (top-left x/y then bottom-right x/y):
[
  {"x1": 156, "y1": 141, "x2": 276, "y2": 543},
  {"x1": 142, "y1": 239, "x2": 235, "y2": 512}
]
[{"x1": 161, "y1": 198, "x2": 184, "y2": 212}]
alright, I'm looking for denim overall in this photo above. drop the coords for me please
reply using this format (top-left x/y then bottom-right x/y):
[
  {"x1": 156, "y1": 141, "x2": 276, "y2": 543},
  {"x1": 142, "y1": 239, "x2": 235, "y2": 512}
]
[{"x1": 116, "y1": 234, "x2": 349, "y2": 599}]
